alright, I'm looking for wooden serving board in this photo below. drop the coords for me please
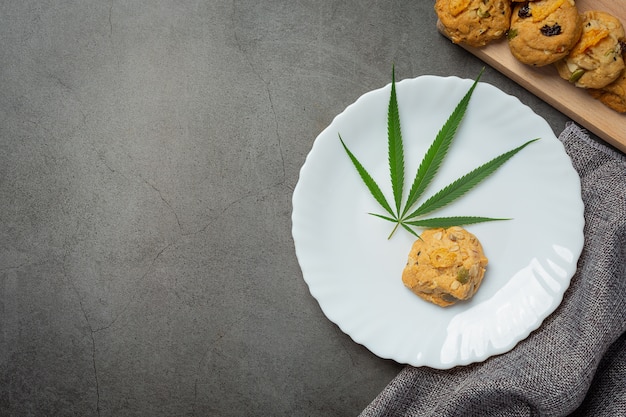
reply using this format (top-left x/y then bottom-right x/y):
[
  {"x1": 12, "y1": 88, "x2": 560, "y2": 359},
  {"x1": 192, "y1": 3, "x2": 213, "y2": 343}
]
[{"x1": 439, "y1": 0, "x2": 626, "y2": 153}]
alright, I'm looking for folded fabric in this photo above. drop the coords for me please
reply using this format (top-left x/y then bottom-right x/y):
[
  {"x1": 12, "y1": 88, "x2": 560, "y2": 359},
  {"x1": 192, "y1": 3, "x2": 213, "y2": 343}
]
[{"x1": 359, "y1": 123, "x2": 626, "y2": 417}]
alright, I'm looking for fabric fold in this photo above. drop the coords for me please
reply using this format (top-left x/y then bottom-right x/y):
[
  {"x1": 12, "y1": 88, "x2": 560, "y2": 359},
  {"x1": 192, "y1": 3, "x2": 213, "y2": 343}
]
[{"x1": 360, "y1": 123, "x2": 626, "y2": 417}]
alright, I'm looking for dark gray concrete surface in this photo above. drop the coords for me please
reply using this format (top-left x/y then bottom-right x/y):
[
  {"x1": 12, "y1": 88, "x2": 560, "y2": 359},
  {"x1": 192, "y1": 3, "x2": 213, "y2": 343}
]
[{"x1": 0, "y1": 1, "x2": 582, "y2": 416}]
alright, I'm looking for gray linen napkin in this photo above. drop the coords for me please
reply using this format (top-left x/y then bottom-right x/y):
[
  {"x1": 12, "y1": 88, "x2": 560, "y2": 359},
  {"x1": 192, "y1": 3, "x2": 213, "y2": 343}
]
[{"x1": 359, "y1": 123, "x2": 626, "y2": 417}]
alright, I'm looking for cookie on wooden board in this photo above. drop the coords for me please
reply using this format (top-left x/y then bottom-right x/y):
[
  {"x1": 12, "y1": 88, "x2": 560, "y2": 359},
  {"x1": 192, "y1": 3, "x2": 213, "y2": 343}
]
[
  {"x1": 555, "y1": 10, "x2": 626, "y2": 89},
  {"x1": 435, "y1": 0, "x2": 512, "y2": 47},
  {"x1": 508, "y1": 0, "x2": 582, "y2": 67},
  {"x1": 588, "y1": 67, "x2": 626, "y2": 113}
]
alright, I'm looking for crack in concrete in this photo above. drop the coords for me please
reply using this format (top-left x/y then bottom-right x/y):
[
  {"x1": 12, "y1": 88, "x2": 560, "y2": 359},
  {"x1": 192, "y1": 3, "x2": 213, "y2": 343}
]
[
  {"x1": 62, "y1": 252, "x2": 102, "y2": 417},
  {"x1": 90, "y1": 238, "x2": 174, "y2": 334},
  {"x1": 97, "y1": 152, "x2": 118, "y2": 175},
  {"x1": 231, "y1": 2, "x2": 286, "y2": 185},
  {"x1": 262, "y1": 85, "x2": 286, "y2": 183},
  {"x1": 58, "y1": 187, "x2": 288, "y2": 417},
  {"x1": 141, "y1": 178, "x2": 185, "y2": 234},
  {"x1": 61, "y1": 236, "x2": 178, "y2": 415},
  {"x1": 191, "y1": 315, "x2": 246, "y2": 414},
  {"x1": 76, "y1": 184, "x2": 276, "y2": 413},
  {"x1": 75, "y1": 115, "x2": 291, "y2": 415},
  {"x1": 95, "y1": 150, "x2": 185, "y2": 234},
  {"x1": 86, "y1": 317, "x2": 102, "y2": 417},
  {"x1": 162, "y1": 181, "x2": 288, "y2": 245}
]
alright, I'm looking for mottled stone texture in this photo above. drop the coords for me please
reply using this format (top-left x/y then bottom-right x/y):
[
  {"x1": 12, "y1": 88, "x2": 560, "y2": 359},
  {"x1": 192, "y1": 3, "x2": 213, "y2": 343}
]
[{"x1": 0, "y1": 0, "x2": 570, "y2": 416}]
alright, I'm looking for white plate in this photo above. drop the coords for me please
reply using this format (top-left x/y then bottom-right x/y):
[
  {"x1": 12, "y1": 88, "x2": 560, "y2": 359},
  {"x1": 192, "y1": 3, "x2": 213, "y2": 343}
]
[{"x1": 292, "y1": 75, "x2": 584, "y2": 369}]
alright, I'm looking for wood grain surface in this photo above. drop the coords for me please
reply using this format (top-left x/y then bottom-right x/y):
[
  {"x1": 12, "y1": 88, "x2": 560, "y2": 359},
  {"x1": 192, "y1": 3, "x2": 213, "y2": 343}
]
[{"x1": 439, "y1": 0, "x2": 626, "y2": 153}]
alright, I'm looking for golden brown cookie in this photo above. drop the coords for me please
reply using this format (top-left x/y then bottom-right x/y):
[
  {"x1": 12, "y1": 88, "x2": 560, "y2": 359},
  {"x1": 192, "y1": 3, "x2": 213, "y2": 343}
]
[
  {"x1": 555, "y1": 11, "x2": 626, "y2": 89},
  {"x1": 401, "y1": 227, "x2": 488, "y2": 307},
  {"x1": 588, "y1": 67, "x2": 626, "y2": 113},
  {"x1": 507, "y1": 0, "x2": 582, "y2": 67},
  {"x1": 435, "y1": 0, "x2": 512, "y2": 47}
]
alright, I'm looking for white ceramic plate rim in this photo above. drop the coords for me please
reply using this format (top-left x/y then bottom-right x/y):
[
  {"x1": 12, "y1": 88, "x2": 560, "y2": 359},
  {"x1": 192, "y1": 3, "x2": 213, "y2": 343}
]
[{"x1": 292, "y1": 75, "x2": 584, "y2": 369}]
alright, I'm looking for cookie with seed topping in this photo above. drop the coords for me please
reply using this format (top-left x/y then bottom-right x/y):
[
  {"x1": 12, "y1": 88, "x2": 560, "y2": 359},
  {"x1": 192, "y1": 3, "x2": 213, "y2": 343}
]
[
  {"x1": 555, "y1": 11, "x2": 626, "y2": 89},
  {"x1": 401, "y1": 226, "x2": 488, "y2": 307},
  {"x1": 435, "y1": 0, "x2": 512, "y2": 47},
  {"x1": 507, "y1": 0, "x2": 583, "y2": 67}
]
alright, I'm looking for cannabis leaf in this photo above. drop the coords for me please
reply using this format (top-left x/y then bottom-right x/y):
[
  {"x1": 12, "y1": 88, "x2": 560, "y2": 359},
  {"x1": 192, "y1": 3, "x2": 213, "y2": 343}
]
[{"x1": 339, "y1": 67, "x2": 539, "y2": 239}]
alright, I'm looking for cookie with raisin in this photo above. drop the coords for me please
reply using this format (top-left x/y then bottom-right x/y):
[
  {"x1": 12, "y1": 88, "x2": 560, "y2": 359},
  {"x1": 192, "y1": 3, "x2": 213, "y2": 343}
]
[
  {"x1": 435, "y1": 0, "x2": 512, "y2": 47},
  {"x1": 555, "y1": 11, "x2": 626, "y2": 89},
  {"x1": 507, "y1": 0, "x2": 582, "y2": 67},
  {"x1": 401, "y1": 227, "x2": 488, "y2": 307}
]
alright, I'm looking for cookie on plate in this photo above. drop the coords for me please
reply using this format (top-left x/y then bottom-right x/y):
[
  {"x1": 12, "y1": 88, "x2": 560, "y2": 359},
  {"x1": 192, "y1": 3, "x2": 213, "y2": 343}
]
[
  {"x1": 555, "y1": 11, "x2": 626, "y2": 89},
  {"x1": 435, "y1": 0, "x2": 512, "y2": 47},
  {"x1": 507, "y1": 0, "x2": 582, "y2": 67},
  {"x1": 401, "y1": 227, "x2": 488, "y2": 307},
  {"x1": 588, "y1": 67, "x2": 626, "y2": 113}
]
